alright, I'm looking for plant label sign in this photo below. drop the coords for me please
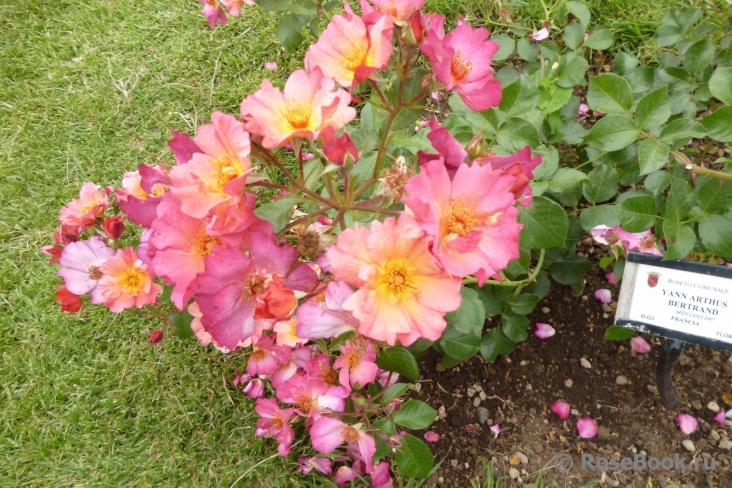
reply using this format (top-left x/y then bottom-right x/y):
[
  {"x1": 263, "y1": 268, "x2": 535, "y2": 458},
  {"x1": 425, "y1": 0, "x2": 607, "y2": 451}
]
[{"x1": 615, "y1": 252, "x2": 732, "y2": 352}]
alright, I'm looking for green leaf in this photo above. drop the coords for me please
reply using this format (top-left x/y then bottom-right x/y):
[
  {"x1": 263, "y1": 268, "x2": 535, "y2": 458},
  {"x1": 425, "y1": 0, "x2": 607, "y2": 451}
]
[
  {"x1": 254, "y1": 197, "x2": 299, "y2": 233},
  {"x1": 542, "y1": 86, "x2": 574, "y2": 114},
  {"x1": 655, "y1": 24, "x2": 681, "y2": 46},
  {"x1": 169, "y1": 309, "x2": 194, "y2": 339},
  {"x1": 587, "y1": 74, "x2": 632, "y2": 114},
  {"x1": 634, "y1": 86, "x2": 670, "y2": 131},
  {"x1": 638, "y1": 139, "x2": 670, "y2": 175},
  {"x1": 556, "y1": 57, "x2": 589, "y2": 91},
  {"x1": 516, "y1": 37, "x2": 539, "y2": 62},
  {"x1": 604, "y1": 326, "x2": 635, "y2": 340},
  {"x1": 375, "y1": 347, "x2": 419, "y2": 381},
  {"x1": 439, "y1": 327, "x2": 481, "y2": 360},
  {"x1": 548, "y1": 253, "x2": 593, "y2": 286},
  {"x1": 616, "y1": 190, "x2": 657, "y2": 232},
  {"x1": 518, "y1": 196, "x2": 569, "y2": 249},
  {"x1": 492, "y1": 34, "x2": 515, "y2": 62},
  {"x1": 500, "y1": 312, "x2": 529, "y2": 342},
  {"x1": 659, "y1": 119, "x2": 706, "y2": 144},
  {"x1": 566, "y1": 1, "x2": 591, "y2": 28},
  {"x1": 658, "y1": 67, "x2": 691, "y2": 90},
  {"x1": 579, "y1": 205, "x2": 619, "y2": 230},
  {"x1": 480, "y1": 328, "x2": 516, "y2": 362},
  {"x1": 584, "y1": 115, "x2": 640, "y2": 152},
  {"x1": 709, "y1": 67, "x2": 732, "y2": 105},
  {"x1": 498, "y1": 76, "x2": 539, "y2": 119},
  {"x1": 563, "y1": 22, "x2": 584, "y2": 50},
  {"x1": 474, "y1": 285, "x2": 505, "y2": 317},
  {"x1": 445, "y1": 288, "x2": 486, "y2": 336},
  {"x1": 395, "y1": 435, "x2": 434, "y2": 479},
  {"x1": 393, "y1": 400, "x2": 438, "y2": 430},
  {"x1": 665, "y1": 178, "x2": 694, "y2": 220},
  {"x1": 276, "y1": 13, "x2": 304, "y2": 51},
  {"x1": 560, "y1": 121, "x2": 588, "y2": 145},
  {"x1": 497, "y1": 118, "x2": 540, "y2": 151},
  {"x1": 683, "y1": 38, "x2": 715, "y2": 75},
  {"x1": 583, "y1": 164, "x2": 618, "y2": 203},
  {"x1": 585, "y1": 29, "x2": 614, "y2": 50},
  {"x1": 258, "y1": 0, "x2": 293, "y2": 11},
  {"x1": 676, "y1": 8, "x2": 702, "y2": 34},
  {"x1": 699, "y1": 214, "x2": 732, "y2": 258},
  {"x1": 614, "y1": 52, "x2": 638, "y2": 76},
  {"x1": 509, "y1": 294, "x2": 540, "y2": 315},
  {"x1": 702, "y1": 107, "x2": 732, "y2": 143},
  {"x1": 382, "y1": 384, "x2": 410, "y2": 405},
  {"x1": 645, "y1": 170, "x2": 672, "y2": 197},
  {"x1": 663, "y1": 219, "x2": 695, "y2": 260},
  {"x1": 627, "y1": 67, "x2": 656, "y2": 94},
  {"x1": 696, "y1": 177, "x2": 732, "y2": 214},
  {"x1": 548, "y1": 168, "x2": 590, "y2": 193}
]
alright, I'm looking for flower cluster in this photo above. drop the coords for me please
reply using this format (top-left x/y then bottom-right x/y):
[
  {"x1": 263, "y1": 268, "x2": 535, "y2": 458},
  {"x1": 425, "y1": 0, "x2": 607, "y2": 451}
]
[{"x1": 45, "y1": 0, "x2": 541, "y2": 482}]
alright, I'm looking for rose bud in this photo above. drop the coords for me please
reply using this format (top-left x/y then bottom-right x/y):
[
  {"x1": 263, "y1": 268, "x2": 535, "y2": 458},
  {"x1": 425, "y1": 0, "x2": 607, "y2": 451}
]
[{"x1": 102, "y1": 216, "x2": 125, "y2": 239}]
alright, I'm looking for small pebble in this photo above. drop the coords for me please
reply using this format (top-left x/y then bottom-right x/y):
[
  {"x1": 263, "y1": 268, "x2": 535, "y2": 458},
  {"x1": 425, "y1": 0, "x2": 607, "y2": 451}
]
[
  {"x1": 473, "y1": 397, "x2": 481, "y2": 407},
  {"x1": 509, "y1": 467, "x2": 520, "y2": 479},
  {"x1": 679, "y1": 355, "x2": 692, "y2": 366},
  {"x1": 692, "y1": 400, "x2": 703, "y2": 410},
  {"x1": 516, "y1": 452, "x2": 528, "y2": 465},
  {"x1": 720, "y1": 438, "x2": 731, "y2": 450},
  {"x1": 571, "y1": 408, "x2": 580, "y2": 416},
  {"x1": 450, "y1": 459, "x2": 458, "y2": 468},
  {"x1": 413, "y1": 382, "x2": 422, "y2": 393},
  {"x1": 565, "y1": 379, "x2": 574, "y2": 388},
  {"x1": 711, "y1": 430, "x2": 721, "y2": 441},
  {"x1": 708, "y1": 401, "x2": 721, "y2": 413},
  {"x1": 541, "y1": 307, "x2": 550, "y2": 313},
  {"x1": 682, "y1": 439, "x2": 696, "y2": 452},
  {"x1": 467, "y1": 387, "x2": 476, "y2": 398},
  {"x1": 477, "y1": 407, "x2": 489, "y2": 424},
  {"x1": 647, "y1": 385, "x2": 659, "y2": 394},
  {"x1": 616, "y1": 375, "x2": 628, "y2": 385},
  {"x1": 438, "y1": 477, "x2": 444, "y2": 484},
  {"x1": 601, "y1": 303, "x2": 612, "y2": 313},
  {"x1": 479, "y1": 391, "x2": 487, "y2": 401},
  {"x1": 581, "y1": 358, "x2": 592, "y2": 369}
]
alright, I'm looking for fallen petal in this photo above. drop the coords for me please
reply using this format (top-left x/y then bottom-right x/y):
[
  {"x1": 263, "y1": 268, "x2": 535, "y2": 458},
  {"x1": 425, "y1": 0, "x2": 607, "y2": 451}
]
[
  {"x1": 490, "y1": 424, "x2": 501, "y2": 437},
  {"x1": 576, "y1": 417, "x2": 598, "y2": 439},
  {"x1": 677, "y1": 413, "x2": 698, "y2": 434},
  {"x1": 594, "y1": 288, "x2": 612, "y2": 304},
  {"x1": 605, "y1": 271, "x2": 617, "y2": 285},
  {"x1": 551, "y1": 401, "x2": 571, "y2": 420},
  {"x1": 577, "y1": 103, "x2": 590, "y2": 116},
  {"x1": 424, "y1": 431, "x2": 440, "y2": 443},
  {"x1": 714, "y1": 410, "x2": 726, "y2": 426},
  {"x1": 630, "y1": 337, "x2": 652, "y2": 354},
  {"x1": 264, "y1": 62, "x2": 278, "y2": 71},
  {"x1": 534, "y1": 322, "x2": 556, "y2": 339}
]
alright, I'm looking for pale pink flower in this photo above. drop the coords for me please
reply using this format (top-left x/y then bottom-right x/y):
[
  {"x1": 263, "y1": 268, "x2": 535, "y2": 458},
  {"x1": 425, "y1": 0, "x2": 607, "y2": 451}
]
[
  {"x1": 630, "y1": 336, "x2": 652, "y2": 354},
  {"x1": 534, "y1": 322, "x2": 556, "y2": 339},
  {"x1": 297, "y1": 456, "x2": 333, "y2": 476},
  {"x1": 359, "y1": 0, "x2": 424, "y2": 22},
  {"x1": 490, "y1": 424, "x2": 501, "y2": 437},
  {"x1": 304, "y1": 7, "x2": 394, "y2": 88},
  {"x1": 714, "y1": 410, "x2": 726, "y2": 426},
  {"x1": 334, "y1": 341, "x2": 379, "y2": 389},
  {"x1": 222, "y1": 0, "x2": 253, "y2": 17},
  {"x1": 576, "y1": 417, "x2": 598, "y2": 438},
  {"x1": 200, "y1": 0, "x2": 227, "y2": 27},
  {"x1": 551, "y1": 401, "x2": 571, "y2": 420},
  {"x1": 403, "y1": 158, "x2": 522, "y2": 285},
  {"x1": 577, "y1": 103, "x2": 590, "y2": 116},
  {"x1": 59, "y1": 182, "x2": 109, "y2": 229},
  {"x1": 240, "y1": 68, "x2": 356, "y2": 149},
  {"x1": 333, "y1": 466, "x2": 357, "y2": 487},
  {"x1": 246, "y1": 336, "x2": 291, "y2": 376},
  {"x1": 277, "y1": 375, "x2": 348, "y2": 417},
  {"x1": 297, "y1": 281, "x2": 359, "y2": 339},
  {"x1": 243, "y1": 378, "x2": 265, "y2": 398},
  {"x1": 618, "y1": 229, "x2": 663, "y2": 257},
  {"x1": 117, "y1": 164, "x2": 170, "y2": 228},
  {"x1": 421, "y1": 23, "x2": 501, "y2": 111},
  {"x1": 255, "y1": 398, "x2": 295, "y2": 455},
  {"x1": 326, "y1": 214, "x2": 462, "y2": 346},
  {"x1": 595, "y1": 288, "x2": 612, "y2": 304},
  {"x1": 370, "y1": 461, "x2": 393, "y2": 488},
  {"x1": 264, "y1": 61, "x2": 278, "y2": 71},
  {"x1": 677, "y1": 413, "x2": 698, "y2": 434},
  {"x1": 58, "y1": 237, "x2": 115, "y2": 304},
  {"x1": 273, "y1": 318, "x2": 305, "y2": 347},
  {"x1": 531, "y1": 28, "x2": 549, "y2": 42},
  {"x1": 311, "y1": 416, "x2": 377, "y2": 473},
  {"x1": 478, "y1": 146, "x2": 543, "y2": 205},
  {"x1": 424, "y1": 431, "x2": 440, "y2": 443},
  {"x1": 98, "y1": 247, "x2": 161, "y2": 313}
]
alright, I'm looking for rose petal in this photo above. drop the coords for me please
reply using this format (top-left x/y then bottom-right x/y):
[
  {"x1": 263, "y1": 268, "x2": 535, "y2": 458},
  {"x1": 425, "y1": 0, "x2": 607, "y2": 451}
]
[
  {"x1": 489, "y1": 424, "x2": 500, "y2": 437},
  {"x1": 576, "y1": 417, "x2": 598, "y2": 439},
  {"x1": 677, "y1": 413, "x2": 698, "y2": 434},
  {"x1": 551, "y1": 401, "x2": 571, "y2": 420},
  {"x1": 630, "y1": 337, "x2": 651, "y2": 354},
  {"x1": 534, "y1": 322, "x2": 555, "y2": 340},
  {"x1": 594, "y1": 288, "x2": 612, "y2": 304}
]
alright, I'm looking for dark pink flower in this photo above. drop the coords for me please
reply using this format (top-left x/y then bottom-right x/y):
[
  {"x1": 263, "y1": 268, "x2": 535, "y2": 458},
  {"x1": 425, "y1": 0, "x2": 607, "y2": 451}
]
[
  {"x1": 319, "y1": 126, "x2": 359, "y2": 166},
  {"x1": 117, "y1": 164, "x2": 171, "y2": 228},
  {"x1": 477, "y1": 146, "x2": 542, "y2": 205},
  {"x1": 333, "y1": 340, "x2": 379, "y2": 389},
  {"x1": 246, "y1": 336, "x2": 291, "y2": 376},
  {"x1": 255, "y1": 398, "x2": 295, "y2": 455},
  {"x1": 297, "y1": 456, "x2": 333, "y2": 476},
  {"x1": 371, "y1": 461, "x2": 393, "y2": 488},
  {"x1": 200, "y1": 0, "x2": 227, "y2": 27},
  {"x1": 168, "y1": 131, "x2": 202, "y2": 165},
  {"x1": 311, "y1": 416, "x2": 376, "y2": 473},
  {"x1": 332, "y1": 466, "x2": 357, "y2": 487},
  {"x1": 56, "y1": 286, "x2": 83, "y2": 313}
]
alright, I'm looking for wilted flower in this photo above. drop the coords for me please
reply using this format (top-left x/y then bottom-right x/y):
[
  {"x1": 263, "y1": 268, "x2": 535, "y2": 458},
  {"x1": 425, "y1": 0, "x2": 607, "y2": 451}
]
[
  {"x1": 576, "y1": 417, "x2": 598, "y2": 438},
  {"x1": 200, "y1": 0, "x2": 227, "y2": 27},
  {"x1": 677, "y1": 413, "x2": 698, "y2": 434},
  {"x1": 594, "y1": 288, "x2": 612, "y2": 304},
  {"x1": 551, "y1": 401, "x2": 571, "y2": 420},
  {"x1": 56, "y1": 286, "x2": 83, "y2": 313},
  {"x1": 630, "y1": 336, "x2": 652, "y2": 354},
  {"x1": 297, "y1": 456, "x2": 333, "y2": 476},
  {"x1": 535, "y1": 322, "x2": 556, "y2": 339}
]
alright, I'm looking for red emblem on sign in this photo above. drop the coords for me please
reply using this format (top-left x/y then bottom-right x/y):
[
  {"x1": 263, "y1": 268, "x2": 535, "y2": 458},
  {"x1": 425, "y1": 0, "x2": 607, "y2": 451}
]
[{"x1": 647, "y1": 272, "x2": 660, "y2": 288}]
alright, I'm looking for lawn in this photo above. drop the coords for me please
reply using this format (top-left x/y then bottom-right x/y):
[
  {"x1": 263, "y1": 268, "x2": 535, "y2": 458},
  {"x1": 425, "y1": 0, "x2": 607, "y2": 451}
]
[{"x1": 0, "y1": 0, "x2": 727, "y2": 486}]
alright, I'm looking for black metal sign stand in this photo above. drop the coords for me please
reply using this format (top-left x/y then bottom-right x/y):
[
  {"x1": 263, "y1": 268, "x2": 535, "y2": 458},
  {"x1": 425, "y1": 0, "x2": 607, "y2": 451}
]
[{"x1": 655, "y1": 339, "x2": 686, "y2": 409}]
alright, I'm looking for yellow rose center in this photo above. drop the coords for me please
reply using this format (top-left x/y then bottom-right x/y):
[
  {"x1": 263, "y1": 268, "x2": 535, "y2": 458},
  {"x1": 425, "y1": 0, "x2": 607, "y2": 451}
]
[
  {"x1": 121, "y1": 269, "x2": 143, "y2": 293},
  {"x1": 446, "y1": 200, "x2": 477, "y2": 237},
  {"x1": 242, "y1": 274, "x2": 267, "y2": 299},
  {"x1": 191, "y1": 230, "x2": 222, "y2": 258},
  {"x1": 342, "y1": 426, "x2": 360, "y2": 443},
  {"x1": 377, "y1": 2, "x2": 398, "y2": 16},
  {"x1": 208, "y1": 156, "x2": 240, "y2": 192},
  {"x1": 340, "y1": 45, "x2": 368, "y2": 72},
  {"x1": 250, "y1": 349, "x2": 267, "y2": 361},
  {"x1": 345, "y1": 351, "x2": 360, "y2": 369},
  {"x1": 381, "y1": 258, "x2": 415, "y2": 297},
  {"x1": 284, "y1": 100, "x2": 313, "y2": 130},
  {"x1": 450, "y1": 50, "x2": 472, "y2": 83}
]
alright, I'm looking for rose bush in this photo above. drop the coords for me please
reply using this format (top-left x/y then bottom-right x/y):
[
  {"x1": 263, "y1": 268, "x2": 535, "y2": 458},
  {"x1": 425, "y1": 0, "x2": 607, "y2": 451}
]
[{"x1": 45, "y1": 0, "x2": 732, "y2": 484}]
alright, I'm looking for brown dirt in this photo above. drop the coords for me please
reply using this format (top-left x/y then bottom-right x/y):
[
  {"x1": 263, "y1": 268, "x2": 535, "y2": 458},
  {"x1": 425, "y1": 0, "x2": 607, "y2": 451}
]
[{"x1": 411, "y1": 267, "x2": 732, "y2": 487}]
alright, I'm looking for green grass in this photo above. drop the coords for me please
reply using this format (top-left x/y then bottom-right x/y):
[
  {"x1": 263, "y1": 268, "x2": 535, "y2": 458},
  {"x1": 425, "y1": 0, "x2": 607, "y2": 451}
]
[{"x1": 0, "y1": 0, "x2": 727, "y2": 486}]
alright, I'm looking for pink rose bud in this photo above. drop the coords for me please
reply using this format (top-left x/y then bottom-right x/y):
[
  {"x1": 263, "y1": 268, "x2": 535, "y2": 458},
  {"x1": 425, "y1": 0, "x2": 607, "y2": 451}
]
[
  {"x1": 551, "y1": 401, "x2": 571, "y2": 420},
  {"x1": 594, "y1": 288, "x2": 612, "y2": 304},
  {"x1": 577, "y1": 417, "x2": 598, "y2": 439},
  {"x1": 630, "y1": 337, "x2": 652, "y2": 354},
  {"x1": 424, "y1": 431, "x2": 440, "y2": 443},
  {"x1": 148, "y1": 330, "x2": 164, "y2": 344},
  {"x1": 490, "y1": 424, "x2": 501, "y2": 437},
  {"x1": 605, "y1": 271, "x2": 617, "y2": 285},
  {"x1": 531, "y1": 27, "x2": 549, "y2": 42},
  {"x1": 577, "y1": 103, "x2": 590, "y2": 116},
  {"x1": 534, "y1": 322, "x2": 555, "y2": 339},
  {"x1": 302, "y1": 152, "x2": 315, "y2": 161},
  {"x1": 264, "y1": 62, "x2": 278, "y2": 71},
  {"x1": 102, "y1": 216, "x2": 125, "y2": 239},
  {"x1": 714, "y1": 410, "x2": 726, "y2": 426},
  {"x1": 677, "y1": 413, "x2": 698, "y2": 434}
]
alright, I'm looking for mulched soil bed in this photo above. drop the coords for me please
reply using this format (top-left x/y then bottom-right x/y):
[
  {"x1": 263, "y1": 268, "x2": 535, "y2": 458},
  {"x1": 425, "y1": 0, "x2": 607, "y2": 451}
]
[{"x1": 412, "y1": 267, "x2": 732, "y2": 487}]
